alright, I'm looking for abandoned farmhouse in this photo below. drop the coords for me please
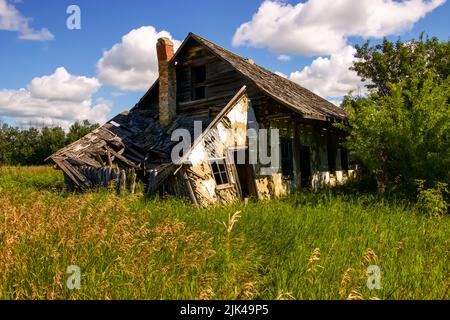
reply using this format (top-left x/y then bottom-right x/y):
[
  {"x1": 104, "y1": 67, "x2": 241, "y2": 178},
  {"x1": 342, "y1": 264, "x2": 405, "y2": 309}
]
[{"x1": 49, "y1": 33, "x2": 356, "y2": 206}]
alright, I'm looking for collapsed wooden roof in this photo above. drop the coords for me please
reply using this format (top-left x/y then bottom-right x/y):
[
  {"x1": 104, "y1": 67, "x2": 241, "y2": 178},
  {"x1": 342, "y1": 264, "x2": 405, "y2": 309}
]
[{"x1": 48, "y1": 104, "x2": 212, "y2": 189}]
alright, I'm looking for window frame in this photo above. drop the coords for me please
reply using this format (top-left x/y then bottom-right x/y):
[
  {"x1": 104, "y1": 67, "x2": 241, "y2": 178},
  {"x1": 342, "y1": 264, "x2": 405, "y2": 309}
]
[{"x1": 209, "y1": 158, "x2": 231, "y2": 187}]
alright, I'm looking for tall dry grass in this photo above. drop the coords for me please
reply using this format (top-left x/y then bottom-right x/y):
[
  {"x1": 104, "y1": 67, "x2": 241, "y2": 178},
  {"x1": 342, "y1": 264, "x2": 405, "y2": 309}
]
[{"x1": 0, "y1": 166, "x2": 448, "y2": 299}]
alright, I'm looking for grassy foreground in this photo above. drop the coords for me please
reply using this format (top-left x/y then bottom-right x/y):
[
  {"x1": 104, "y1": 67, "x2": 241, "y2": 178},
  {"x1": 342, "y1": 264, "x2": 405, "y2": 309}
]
[{"x1": 0, "y1": 166, "x2": 448, "y2": 300}]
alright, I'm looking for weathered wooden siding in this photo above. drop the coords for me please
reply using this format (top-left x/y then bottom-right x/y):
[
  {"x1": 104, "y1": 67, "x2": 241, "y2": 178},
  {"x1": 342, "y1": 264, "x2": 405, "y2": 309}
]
[
  {"x1": 175, "y1": 40, "x2": 265, "y2": 119},
  {"x1": 247, "y1": 98, "x2": 354, "y2": 196},
  {"x1": 181, "y1": 93, "x2": 250, "y2": 206}
]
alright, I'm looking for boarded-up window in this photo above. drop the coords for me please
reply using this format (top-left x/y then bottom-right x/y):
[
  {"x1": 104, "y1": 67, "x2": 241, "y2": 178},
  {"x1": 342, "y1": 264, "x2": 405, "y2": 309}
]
[
  {"x1": 280, "y1": 138, "x2": 294, "y2": 177},
  {"x1": 191, "y1": 65, "x2": 206, "y2": 100},
  {"x1": 210, "y1": 158, "x2": 229, "y2": 185}
]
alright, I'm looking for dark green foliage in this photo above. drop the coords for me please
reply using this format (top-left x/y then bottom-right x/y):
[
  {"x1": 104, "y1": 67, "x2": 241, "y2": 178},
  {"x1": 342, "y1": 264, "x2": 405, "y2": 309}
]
[
  {"x1": 66, "y1": 120, "x2": 99, "y2": 145},
  {"x1": 0, "y1": 120, "x2": 99, "y2": 165},
  {"x1": 340, "y1": 36, "x2": 450, "y2": 193},
  {"x1": 352, "y1": 34, "x2": 450, "y2": 96},
  {"x1": 416, "y1": 180, "x2": 449, "y2": 217}
]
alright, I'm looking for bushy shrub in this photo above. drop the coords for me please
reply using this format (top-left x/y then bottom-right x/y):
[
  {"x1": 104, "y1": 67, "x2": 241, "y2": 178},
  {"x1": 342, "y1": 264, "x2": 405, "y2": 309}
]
[{"x1": 416, "y1": 180, "x2": 448, "y2": 217}]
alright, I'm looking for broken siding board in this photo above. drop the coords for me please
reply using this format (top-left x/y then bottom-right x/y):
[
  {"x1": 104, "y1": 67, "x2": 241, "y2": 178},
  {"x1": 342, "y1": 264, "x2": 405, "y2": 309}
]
[
  {"x1": 53, "y1": 158, "x2": 88, "y2": 189},
  {"x1": 118, "y1": 169, "x2": 127, "y2": 194},
  {"x1": 56, "y1": 161, "x2": 81, "y2": 188},
  {"x1": 183, "y1": 172, "x2": 199, "y2": 207},
  {"x1": 175, "y1": 41, "x2": 265, "y2": 119}
]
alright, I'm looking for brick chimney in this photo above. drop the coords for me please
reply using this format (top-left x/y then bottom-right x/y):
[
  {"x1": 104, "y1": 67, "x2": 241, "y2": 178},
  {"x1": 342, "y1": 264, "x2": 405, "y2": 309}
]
[{"x1": 156, "y1": 37, "x2": 176, "y2": 126}]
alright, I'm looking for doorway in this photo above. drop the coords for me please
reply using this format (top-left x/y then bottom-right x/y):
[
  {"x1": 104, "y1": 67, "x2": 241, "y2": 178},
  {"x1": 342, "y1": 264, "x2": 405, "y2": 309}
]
[
  {"x1": 300, "y1": 146, "x2": 311, "y2": 188},
  {"x1": 231, "y1": 148, "x2": 257, "y2": 198}
]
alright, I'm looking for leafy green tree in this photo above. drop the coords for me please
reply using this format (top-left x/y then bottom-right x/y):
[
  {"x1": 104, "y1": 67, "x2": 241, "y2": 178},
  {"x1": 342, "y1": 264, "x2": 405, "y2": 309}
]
[
  {"x1": 17, "y1": 128, "x2": 40, "y2": 165},
  {"x1": 352, "y1": 34, "x2": 450, "y2": 96},
  {"x1": 33, "y1": 127, "x2": 66, "y2": 164},
  {"x1": 340, "y1": 72, "x2": 449, "y2": 193},
  {"x1": 0, "y1": 119, "x2": 99, "y2": 166},
  {"x1": 66, "y1": 120, "x2": 99, "y2": 145},
  {"x1": 341, "y1": 35, "x2": 450, "y2": 193},
  {"x1": 0, "y1": 124, "x2": 16, "y2": 165}
]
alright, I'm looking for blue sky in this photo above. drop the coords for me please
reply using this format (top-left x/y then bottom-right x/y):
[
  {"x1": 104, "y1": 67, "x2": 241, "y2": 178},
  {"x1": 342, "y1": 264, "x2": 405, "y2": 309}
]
[{"x1": 0, "y1": 0, "x2": 448, "y2": 128}]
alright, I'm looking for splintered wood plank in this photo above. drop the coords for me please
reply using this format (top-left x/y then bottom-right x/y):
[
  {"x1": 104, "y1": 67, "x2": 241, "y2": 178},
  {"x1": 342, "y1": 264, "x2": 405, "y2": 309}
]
[
  {"x1": 147, "y1": 170, "x2": 158, "y2": 194},
  {"x1": 118, "y1": 169, "x2": 126, "y2": 194},
  {"x1": 105, "y1": 146, "x2": 139, "y2": 169},
  {"x1": 63, "y1": 160, "x2": 91, "y2": 188},
  {"x1": 183, "y1": 172, "x2": 199, "y2": 207},
  {"x1": 78, "y1": 156, "x2": 102, "y2": 168},
  {"x1": 106, "y1": 151, "x2": 113, "y2": 166},
  {"x1": 129, "y1": 169, "x2": 137, "y2": 194},
  {"x1": 52, "y1": 157, "x2": 82, "y2": 188}
]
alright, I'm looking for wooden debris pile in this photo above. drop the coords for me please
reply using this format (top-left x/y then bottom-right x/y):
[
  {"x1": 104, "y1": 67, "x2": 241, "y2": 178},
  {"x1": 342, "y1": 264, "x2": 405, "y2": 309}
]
[{"x1": 48, "y1": 106, "x2": 180, "y2": 193}]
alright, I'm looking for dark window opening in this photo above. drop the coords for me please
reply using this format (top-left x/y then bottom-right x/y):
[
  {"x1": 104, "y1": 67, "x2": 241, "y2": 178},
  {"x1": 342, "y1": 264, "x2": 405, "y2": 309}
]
[
  {"x1": 210, "y1": 159, "x2": 229, "y2": 186},
  {"x1": 328, "y1": 146, "x2": 337, "y2": 173},
  {"x1": 191, "y1": 65, "x2": 206, "y2": 101},
  {"x1": 341, "y1": 148, "x2": 349, "y2": 171},
  {"x1": 193, "y1": 65, "x2": 206, "y2": 82},
  {"x1": 194, "y1": 86, "x2": 206, "y2": 100},
  {"x1": 300, "y1": 146, "x2": 311, "y2": 188},
  {"x1": 280, "y1": 138, "x2": 294, "y2": 177}
]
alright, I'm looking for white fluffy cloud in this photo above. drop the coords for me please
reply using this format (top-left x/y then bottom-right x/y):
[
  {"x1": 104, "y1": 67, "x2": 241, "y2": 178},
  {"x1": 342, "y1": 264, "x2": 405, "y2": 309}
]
[
  {"x1": 233, "y1": 0, "x2": 445, "y2": 56},
  {"x1": 97, "y1": 26, "x2": 181, "y2": 91},
  {"x1": 29, "y1": 67, "x2": 101, "y2": 102},
  {"x1": 0, "y1": 0, "x2": 54, "y2": 41},
  {"x1": 234, "y1": 0, "x2": 444, "y2": 102},
  {"x1": 0, "y1": 67, "x2": 111, "y2": 129},
  {"x1": 288, "y1": 46, "x2": 365, "y2": 99},
  {"x1": 277, "y1": 54, "x2": 292, "y2": 61}
]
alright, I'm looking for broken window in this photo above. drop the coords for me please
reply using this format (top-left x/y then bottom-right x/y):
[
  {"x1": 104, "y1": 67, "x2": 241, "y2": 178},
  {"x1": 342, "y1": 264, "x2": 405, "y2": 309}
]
[
  {"x1": 191, "y1": 65, "x2": 206, "y2": 100},
  {"x1": 280, "y1": 138, "x2": 294, "y2": 177},
  {"x1": 210, "y1": 158, "x2": 230, "y2": 186}
]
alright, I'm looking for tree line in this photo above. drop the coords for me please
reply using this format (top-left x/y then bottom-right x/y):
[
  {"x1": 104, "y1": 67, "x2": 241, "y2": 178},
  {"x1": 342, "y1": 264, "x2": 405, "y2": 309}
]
[{"x1": 0, "y1": 120, "x2": 99, "y2": 166}]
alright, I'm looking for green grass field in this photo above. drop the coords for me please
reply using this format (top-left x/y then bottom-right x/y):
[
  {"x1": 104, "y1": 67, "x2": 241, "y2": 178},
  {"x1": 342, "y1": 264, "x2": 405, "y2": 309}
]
[{"x1": 0, "y1": 166, "x2": 448, "y2": 300}]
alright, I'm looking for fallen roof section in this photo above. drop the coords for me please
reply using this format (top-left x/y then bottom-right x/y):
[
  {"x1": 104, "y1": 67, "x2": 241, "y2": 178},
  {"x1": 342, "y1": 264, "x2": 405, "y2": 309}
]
[{"x1": 48, "y1": 106, "x2": 176, "y2": 189}]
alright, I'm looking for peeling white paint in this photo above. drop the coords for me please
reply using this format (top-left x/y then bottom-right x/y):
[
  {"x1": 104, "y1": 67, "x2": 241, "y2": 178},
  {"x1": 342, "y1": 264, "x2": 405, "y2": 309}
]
[
  {"x1": 217, "y1": 122, "x2": 230, "y2": 143},
  {"x1": 311, "y1": 171, "x2": 330, "y2": 189},
  {"x1": 336, "y1": 170, "x2": 343, "y2": 183},
  {"x1": 226, "y1": 100, "x2": 248, "y2": 124},
  {"x1": 202, "y1": 179, "x2": 216, "y2": 199},
  {"x1": 188, "y1": 142, "x2": 206, "y2": 167}
]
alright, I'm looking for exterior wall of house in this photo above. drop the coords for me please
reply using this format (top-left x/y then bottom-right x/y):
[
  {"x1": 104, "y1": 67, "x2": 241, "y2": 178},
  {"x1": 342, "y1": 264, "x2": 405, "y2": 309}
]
[
  {"x1": 181, "y1": 94, "x2": 250, "y2": 206},
  {"x1": 179, "y1": 94, "x2": 356, "y2": 205},
  {"x1": 175, "y1": 41, "x2": 265, "y2": 119},
  {"x1": 251, "y1": 117, "x2": 354, "y2": 199},
  {"x1": 251, "y1": 118, "x2": 295, "y2": 199},
  {"x1": 300, "y1": 125, "x2": 355, "y2": 189}
]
